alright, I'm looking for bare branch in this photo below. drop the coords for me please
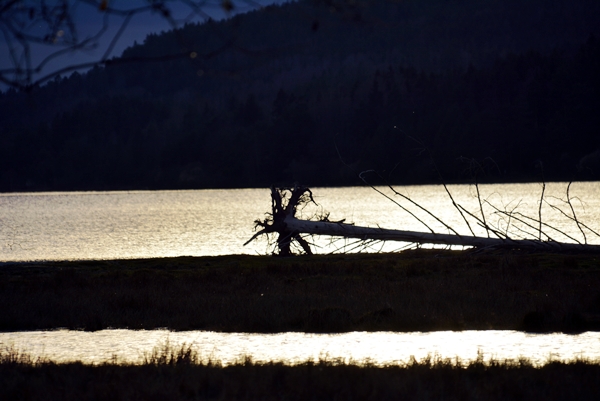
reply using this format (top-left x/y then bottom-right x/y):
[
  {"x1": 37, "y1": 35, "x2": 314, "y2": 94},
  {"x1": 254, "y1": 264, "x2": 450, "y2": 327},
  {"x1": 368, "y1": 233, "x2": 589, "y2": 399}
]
[
  {"x1": 404, "y1": 132, "x2": 476, "y2": 236},
  {"x1": 539, "y1": 181, "x2": 546, "y2": 241},
  {"x1": 360, "y1": 170, "x2": 450, "y2": 235},
  {"x1": 456, "y1": 204, "x2": 508, "y2": 240},
  {"x1": 0, "y1": 0, "x2": 263, "y2": 90}
]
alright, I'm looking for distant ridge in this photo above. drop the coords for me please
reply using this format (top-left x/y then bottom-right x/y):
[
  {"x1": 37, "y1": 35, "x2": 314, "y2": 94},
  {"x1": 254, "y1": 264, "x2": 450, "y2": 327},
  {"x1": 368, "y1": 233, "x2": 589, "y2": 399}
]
[{"x1": 1, "y1": 0, "x2": 599, "y2": 191}]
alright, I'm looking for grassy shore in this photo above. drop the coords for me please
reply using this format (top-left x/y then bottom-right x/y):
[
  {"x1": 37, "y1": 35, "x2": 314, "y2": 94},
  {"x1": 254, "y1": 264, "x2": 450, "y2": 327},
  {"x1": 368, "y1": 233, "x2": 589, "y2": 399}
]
[
  {"x1": 2, "y1": 250, "x2": 600, "y2": 333},
  {"x1": 3, "y1": 251, "x2": 600, "y2": 400},
  {"x1": 2, "y1": 342, "x2": 600, "y2": 401}
]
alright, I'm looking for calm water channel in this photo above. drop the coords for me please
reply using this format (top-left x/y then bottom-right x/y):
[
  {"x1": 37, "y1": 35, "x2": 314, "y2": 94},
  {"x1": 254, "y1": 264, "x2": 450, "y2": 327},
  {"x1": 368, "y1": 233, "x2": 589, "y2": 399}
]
[
  {"x1": 2, "y1": 330, "x2": 600, "y2": 366},
  {"x1": 1, "y1": 182, "x2": 599, "y2": 365},
  {"x1": 1, "y1": 182, "x2": 599, "y2": 261}
]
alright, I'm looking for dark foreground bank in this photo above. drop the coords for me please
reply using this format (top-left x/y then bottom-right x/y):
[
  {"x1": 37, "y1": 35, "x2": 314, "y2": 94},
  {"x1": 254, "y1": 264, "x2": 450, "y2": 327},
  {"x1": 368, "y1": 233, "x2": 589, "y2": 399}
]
[
  {"x1": 2, "y1": 250, "x2": 600, "y2": 333},
  {"x1": 2, "y1": 344, "x2": 600, "y2": 401}
]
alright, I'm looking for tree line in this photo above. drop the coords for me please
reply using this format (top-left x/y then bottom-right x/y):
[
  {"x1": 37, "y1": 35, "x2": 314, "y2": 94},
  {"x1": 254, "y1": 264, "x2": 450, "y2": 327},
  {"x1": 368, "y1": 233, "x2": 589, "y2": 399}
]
[{"x1": 1, "y1": 0, "x2": 599, "y2": 191}]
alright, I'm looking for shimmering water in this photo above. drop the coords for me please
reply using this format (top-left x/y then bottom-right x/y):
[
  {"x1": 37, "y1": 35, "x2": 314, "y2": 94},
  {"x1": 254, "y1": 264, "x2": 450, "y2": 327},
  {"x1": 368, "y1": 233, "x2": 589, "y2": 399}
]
[
  {"x1": 1, "y1": 329, "x2": 599, "y2": 366},
  {"x1": 1, "y1": 182, "x2": 599, "y2": 261},
  {"x1": 1, "y1": 183, "x2": 600, "y2": 366}
]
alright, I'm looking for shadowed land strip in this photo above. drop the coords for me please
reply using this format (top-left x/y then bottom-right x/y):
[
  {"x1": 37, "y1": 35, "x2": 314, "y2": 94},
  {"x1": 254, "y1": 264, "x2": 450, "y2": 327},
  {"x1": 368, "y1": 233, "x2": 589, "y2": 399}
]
[
  {"x1": 2, "y1": 250, "x2": 600, "y2": 333},
  {"x1": 2, "y1": 344, "x2": 600, "y2": 401}
]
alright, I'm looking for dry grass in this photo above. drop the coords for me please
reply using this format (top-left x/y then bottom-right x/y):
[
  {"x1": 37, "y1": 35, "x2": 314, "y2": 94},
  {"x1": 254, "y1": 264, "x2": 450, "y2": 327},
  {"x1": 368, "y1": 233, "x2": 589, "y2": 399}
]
[
  {"x1": 4, "y1": 251, "x2": 600, "y2": 399},
  {"x1": 1, "y1": 250, "x2": 600, "y2": 333},
  {"x1": 2, "y1": 343, "x2": 600, "y2": 400}
]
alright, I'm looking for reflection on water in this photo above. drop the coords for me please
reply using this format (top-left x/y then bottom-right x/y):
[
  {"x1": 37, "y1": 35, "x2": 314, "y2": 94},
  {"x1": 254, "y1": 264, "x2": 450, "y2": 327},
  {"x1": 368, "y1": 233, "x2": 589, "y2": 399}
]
[
  {"x1": 1, "y1": 182, "x2": 599, "y2": 261},
  {"x1": 2, "y1": 330, "x2": 599, "y2": 366}
]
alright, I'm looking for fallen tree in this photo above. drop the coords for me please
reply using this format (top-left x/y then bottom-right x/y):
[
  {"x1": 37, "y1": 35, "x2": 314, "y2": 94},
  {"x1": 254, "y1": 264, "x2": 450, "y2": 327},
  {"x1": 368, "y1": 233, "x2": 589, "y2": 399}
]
[{"x1": 245, "y1": 185, "x2": 600, "y2": 256}]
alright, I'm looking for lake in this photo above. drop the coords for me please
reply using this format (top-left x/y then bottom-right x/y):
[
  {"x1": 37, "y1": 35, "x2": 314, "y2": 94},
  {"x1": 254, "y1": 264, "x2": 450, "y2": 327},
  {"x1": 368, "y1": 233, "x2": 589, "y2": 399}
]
[
  {"x1": 2, "y1": 329, "x2": 600, "y2": 366},
  {"x1": 1, "y1": 182, "x2": 599, "y2": 261},
  {"x1": 1, "y1": 182, "x2": 600, "y2": 366}
]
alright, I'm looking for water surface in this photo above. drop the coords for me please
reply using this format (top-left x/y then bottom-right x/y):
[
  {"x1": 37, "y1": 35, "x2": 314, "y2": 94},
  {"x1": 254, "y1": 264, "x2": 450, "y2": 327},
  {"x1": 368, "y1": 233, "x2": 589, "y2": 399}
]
[
  {"x1": 2, "y1": 182, "x2": 598, "y2": 261},
  {"x1": 2, "y1": 329, "x2": 599, "y2": 366},
  {"x1": 2, "y1": 183, "x2": 600, "y2": 367}
]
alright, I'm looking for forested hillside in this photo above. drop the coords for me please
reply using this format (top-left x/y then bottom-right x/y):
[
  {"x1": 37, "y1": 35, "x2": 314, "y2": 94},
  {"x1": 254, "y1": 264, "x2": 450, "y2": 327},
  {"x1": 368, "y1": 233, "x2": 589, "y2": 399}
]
[{"x1": 1, "y1": 0, "x2": 600, "y2": 191}]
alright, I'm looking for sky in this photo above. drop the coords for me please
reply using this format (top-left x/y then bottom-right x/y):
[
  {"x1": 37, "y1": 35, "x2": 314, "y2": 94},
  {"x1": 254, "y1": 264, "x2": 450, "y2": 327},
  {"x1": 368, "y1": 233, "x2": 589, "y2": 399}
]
[{"x1": 0, "y1": 0, "x2": 289, "y2": 89}]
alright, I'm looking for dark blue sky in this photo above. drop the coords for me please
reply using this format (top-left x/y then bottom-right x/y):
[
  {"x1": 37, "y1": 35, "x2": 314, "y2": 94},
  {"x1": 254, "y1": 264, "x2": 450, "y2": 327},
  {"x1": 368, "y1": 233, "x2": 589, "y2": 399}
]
[
  {"x1": 0, "y1": 0, "x2": 289, "y2": 88},
  {"x1": 74, "y1": 0, "x2": 289, "y2": 56}
]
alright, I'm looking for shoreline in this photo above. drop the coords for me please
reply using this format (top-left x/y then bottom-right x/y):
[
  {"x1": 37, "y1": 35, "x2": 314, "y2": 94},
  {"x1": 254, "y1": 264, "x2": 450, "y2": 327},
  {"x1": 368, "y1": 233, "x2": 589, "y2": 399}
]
[
  {"x1": 4, "y1": 251, "x2": 600, "y2": 399},
  {"x1": 3, "y1": 250, "x2": 600, "y2": 333},
  {"x1": 3, "y1": 345, "x2": 600, "y2": 400},
  {"x1": 2, "y1": 178, "x2": 598, "y2": 195}
]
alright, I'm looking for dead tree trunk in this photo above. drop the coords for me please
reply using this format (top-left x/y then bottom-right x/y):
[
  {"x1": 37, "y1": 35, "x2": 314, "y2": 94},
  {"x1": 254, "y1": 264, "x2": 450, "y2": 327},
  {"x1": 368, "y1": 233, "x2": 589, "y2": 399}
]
[
  {"x1": 283, "y1": 215, "x2": 600, "y2": 253},
  {"x1": 246, "y1": 186, "x2": 600, "y2": 255},
  {"x1": 244, "y1": 185, "x2": 316, "y2": 256}
]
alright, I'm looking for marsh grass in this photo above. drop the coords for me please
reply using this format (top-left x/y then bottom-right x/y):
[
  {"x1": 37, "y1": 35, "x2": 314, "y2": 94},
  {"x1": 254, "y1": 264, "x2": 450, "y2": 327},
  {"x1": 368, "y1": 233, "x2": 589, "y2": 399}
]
[
  {"x1": 1, "y1": 250, "x2": 600, "y2": 333},
  {"x1": 4, "y1": 252, "x2": 600, "y2": 399},
  {"x1": 2, "y1": 344, "x2": 600, "y2": 400},
  {"x1": 0, "y1": 345, "x2": 48, "y2": 366},
  {"x1": 142, "y1": 340, "x2": 207, "y2": 366}
]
